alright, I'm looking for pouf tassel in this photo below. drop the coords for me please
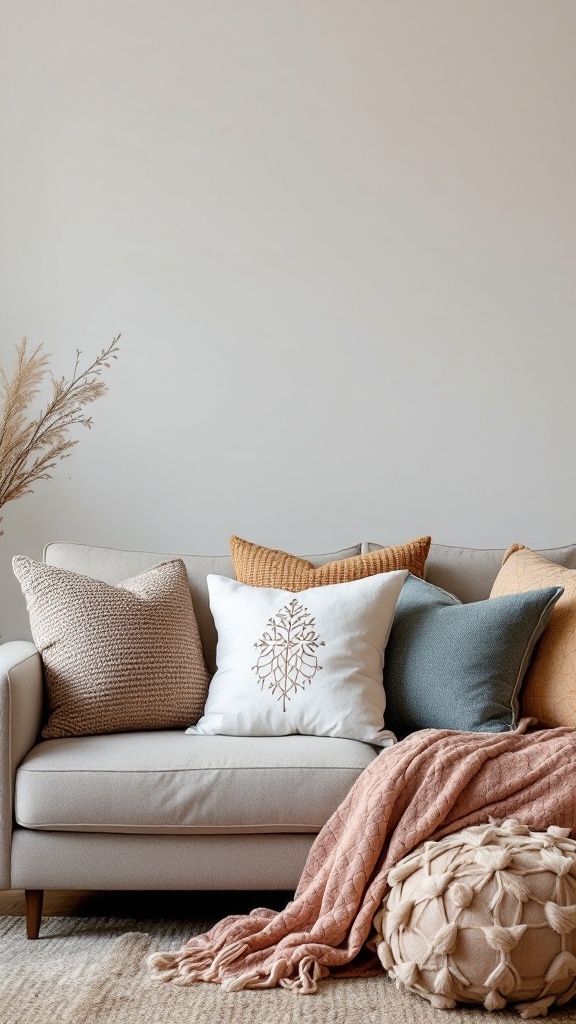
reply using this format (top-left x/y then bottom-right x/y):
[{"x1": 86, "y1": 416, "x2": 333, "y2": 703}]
[
  {"x1": 451, "y1": 882, "x2": 474, "y2": 908},
  {"x1": 501, "y1": 872, "x2": 531, "y2": 903},
  {"x1": 516, "y1": 995, "x2": 556, "y2": 1019},
  {"x1": 429, "y1": 994, "x2": 456, "y2": 1009},
  {"x1": 540, "y1": 850, "x2": 573, "y2": 876},
  {"x1": 500, "y1": 819, "x2": 531, "y2": 836},
  {"x1": 376, "y1": 940, "x2": 394, "y2": 970},
  {"x1": 395, "y1": 960, "x2": 420, "y2": 987},
  {"x1": 484, "y1": 960, "x2": 517, "y2": 996},
  {"x1": 557, "y1": 976, "x2": 576, "y2": 1005},
  {"x1": 433, "y1": 966, "x2": 456, "y2": 996},
  {"x1": 428, "y1": 922, "x2": 458, "y2": 956},
  {"x1": 387, "y1": 856, "x2": 423, "y2": 885},
  {"x1": 547, "y1": 827, "x2": 572, "y2": 839},
  {"x1": 476, "y1": 847, "x2": 512, "y2": 871},
  {"x1": 544, "y1": 951, "x2": 576, "y2": 982},
  {"x1": 420, "y1": 872, "x2": 453, "y2": 899},
  {"x1": 483, "y1": 925, "x2": 527, "y2": 953},
  {"x1": 484, "y1": 988, "x2": 507, "y2": 1011},
  {"x1": 544, "y1": 901, "x2": 576, "y2": 934},
  {"x1": 371, "y1": 908, "x2": 384, "y2": 935},
  {"x1": 461, "y1": 826, "x2": 497, "y2": 847},
  {"x1": 386, "y1": 900, "x2": 414, "y2": 930}
]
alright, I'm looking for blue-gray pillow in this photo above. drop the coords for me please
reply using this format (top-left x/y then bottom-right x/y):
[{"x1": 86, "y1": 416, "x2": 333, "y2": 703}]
[{"x1": 384, "y1": 574, "x2": 563, "y2": 736}]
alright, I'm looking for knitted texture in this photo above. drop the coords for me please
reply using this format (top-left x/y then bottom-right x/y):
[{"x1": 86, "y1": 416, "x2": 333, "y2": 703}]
[
  {"x1": 149, "y1": 725, "x2": 576, "y2": 995},
  {"x1": 491, "y1": 544, "x2": 576, "y2": 727},
  {"x1": 12, "y1": 556, "x2": 210, "y2": 738},
  {"x1": 230, "y1": 535, "x2": 431, "y2": 590},
  {"x1": 373, "y1": 821, "x2": 576, "y2": 1018}
]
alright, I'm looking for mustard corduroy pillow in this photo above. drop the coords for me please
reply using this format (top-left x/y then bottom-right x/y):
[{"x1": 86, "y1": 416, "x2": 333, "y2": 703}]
[{"x1": 231, "y1": 535, "x2": 431, "y2": 591}]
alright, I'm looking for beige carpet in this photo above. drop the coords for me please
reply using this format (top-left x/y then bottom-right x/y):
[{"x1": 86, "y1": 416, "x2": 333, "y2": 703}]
[{"x1": 2, "y1": 914, "x2": 576, "y2": 1024}]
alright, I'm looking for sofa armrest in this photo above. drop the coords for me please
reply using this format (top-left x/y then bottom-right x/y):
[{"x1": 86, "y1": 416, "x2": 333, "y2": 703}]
[{"x1": 0, "y1": 642, "x2": 44, "y2": 889}]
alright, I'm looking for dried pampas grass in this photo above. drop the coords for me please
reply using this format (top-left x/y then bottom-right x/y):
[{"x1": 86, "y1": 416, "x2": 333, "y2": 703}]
[{"x1": 0, "y1": 335, "x2": 120, "y2": 532}]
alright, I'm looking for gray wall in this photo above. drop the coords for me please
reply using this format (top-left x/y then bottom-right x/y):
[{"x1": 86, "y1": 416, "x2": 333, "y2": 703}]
[{"x1": 1, "y1": 0, "x2": 576, "y2": 640}]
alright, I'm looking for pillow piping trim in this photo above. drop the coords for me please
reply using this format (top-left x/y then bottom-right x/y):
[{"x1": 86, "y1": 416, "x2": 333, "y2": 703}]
[{"x1": 506, "y1": 585, "x2": 564, "y2": 729}]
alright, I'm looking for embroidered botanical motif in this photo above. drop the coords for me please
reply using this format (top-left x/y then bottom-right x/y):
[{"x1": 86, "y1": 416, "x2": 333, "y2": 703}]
[{"x1": 252, "y1": 598, "x2": 325, "y2": 711}]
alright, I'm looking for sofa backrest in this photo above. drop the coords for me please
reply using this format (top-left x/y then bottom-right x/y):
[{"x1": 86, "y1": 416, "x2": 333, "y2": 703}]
[
  {"x1": 44, "y1": 540, "x2": 576, "y2": 675},
  {"x1": 366, "y1": 542, "x2": 576, "y2": 604},
  {"x1": 43, "y1": 541, "x2": 361, "y2": 675}
]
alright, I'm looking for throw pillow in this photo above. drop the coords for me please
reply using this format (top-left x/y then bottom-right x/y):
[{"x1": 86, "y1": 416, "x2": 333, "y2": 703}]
[
  {"x1": 383, "y1": 574, "x2": 562, "y2": 736},
  {"x1": 187, "y1": 569, "x2": 408, "y2": 746},
  {"x1": 230, "y1": 534, "x2": 431, "y2": 590},
  {"x1": 490, "y1": 544, "x2": 576, "y2": 727},
  {"x1": 12, "y1": 556, "x2": 210, "y2": 738}
]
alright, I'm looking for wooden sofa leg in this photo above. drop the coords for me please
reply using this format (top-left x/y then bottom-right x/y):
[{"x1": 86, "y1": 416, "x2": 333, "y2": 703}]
[{"x1": 25, "y1": 889, "x2": 44, "y2": 939}]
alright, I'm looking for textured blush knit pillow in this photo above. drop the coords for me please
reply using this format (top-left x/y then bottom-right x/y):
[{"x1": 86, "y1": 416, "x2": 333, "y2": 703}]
[
  {"x1": 491, "y1": 544, "x2": 576, "y2": 727},
  {"x1": 187, "y1": 569, "x2": 408, "y2": 745},
  {"x1": 12, "y1": 556, "x2": 210, "y2": 738},
  {"x1": 230, "y1": 534, "x2": 431, "y2": 590}
]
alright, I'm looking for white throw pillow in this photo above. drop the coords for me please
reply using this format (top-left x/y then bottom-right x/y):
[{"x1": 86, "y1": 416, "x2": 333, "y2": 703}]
[{"x1": 187, "y1": 569, "x2": 408, "y2": 746}]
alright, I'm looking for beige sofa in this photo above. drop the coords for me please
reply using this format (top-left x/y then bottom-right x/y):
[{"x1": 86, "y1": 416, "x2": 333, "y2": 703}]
[{"x1": 3, "y1": 538, "x2": 576, "y2": 939}]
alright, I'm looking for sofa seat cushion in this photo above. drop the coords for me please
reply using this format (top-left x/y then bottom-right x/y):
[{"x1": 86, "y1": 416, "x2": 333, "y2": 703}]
[{"x1": 14, "y1": 732, "x2": 379, "y2": 835}]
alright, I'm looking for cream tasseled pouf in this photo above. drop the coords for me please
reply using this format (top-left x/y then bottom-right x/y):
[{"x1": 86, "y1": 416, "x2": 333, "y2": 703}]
[{"x1": 372, "y1": 820, "x2": 576, "y2": 1019}]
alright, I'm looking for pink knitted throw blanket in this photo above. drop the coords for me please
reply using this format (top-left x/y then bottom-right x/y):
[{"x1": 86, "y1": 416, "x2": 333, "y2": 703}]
[{"x1": 149, "y1": 725, "x2": 576, "y2": 992}]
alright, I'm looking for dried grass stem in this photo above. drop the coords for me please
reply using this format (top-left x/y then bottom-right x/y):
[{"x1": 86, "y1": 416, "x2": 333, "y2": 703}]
[{"x1": 0, "y1": 335, "x2": 120, "y2": 532}]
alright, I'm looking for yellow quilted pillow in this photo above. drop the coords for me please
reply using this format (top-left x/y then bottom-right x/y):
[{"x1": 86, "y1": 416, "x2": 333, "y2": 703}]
[
  {"x1": 230, "y1": 535, "x2": 431, "y2": 591},
  {"x1": 490, "y1": 544, "x2": 576, "y2": 727}
]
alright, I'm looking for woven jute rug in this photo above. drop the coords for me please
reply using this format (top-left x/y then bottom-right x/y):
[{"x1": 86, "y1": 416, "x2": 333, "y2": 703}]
[{"x1": 2, "y1": 914, "x2": 576, "y2": 1024}]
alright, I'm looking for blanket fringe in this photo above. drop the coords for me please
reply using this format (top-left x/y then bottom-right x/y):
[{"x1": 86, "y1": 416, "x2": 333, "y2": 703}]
[
  {"x1": 148, "y1": 938, "x2": 250, "y2": 985},
  {"x1": 149, "y1": 942, "x2": 324, "y2": 994},
  {"x1": 221, "y1": 955, "x2": 326, "y2": 993},
  {"x1": 280, "y1": 956, "x2": 325, "y2": 993},
  {"x1": 222, "y1": 958, "x2": 291, "y2": 991}
]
